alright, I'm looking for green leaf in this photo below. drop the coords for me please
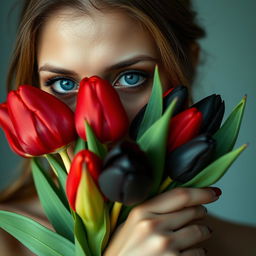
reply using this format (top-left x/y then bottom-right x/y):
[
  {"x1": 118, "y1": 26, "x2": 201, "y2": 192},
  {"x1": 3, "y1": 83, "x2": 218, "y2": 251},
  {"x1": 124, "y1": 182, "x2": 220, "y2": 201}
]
[
  {"x1": 180, "y1": 144, "x2": 247, "y2": 188},
  {"x1": 213, "y1": 96, "x2": 246, "y2": 159},
  {"x1": 85, "y1": 121, "x2": 107, "y2": 159},
  {"x1": 138, "y1": 98, "x2": 177, "y2": 196},
  {"x1": 45, "y1": 154, "x2": 70, "y2": 210},
  {"x1": 100, "y1": 205, "x2": 111, "y2": 252},
  {"x1": 75, "y1": 237, "x2": 87, "y2": 256},
  {"x1": 136, "y1": 65, "x2": 163, "y2": 140},
  {"x1": 74, "y1": 214, "x2": 92, "y2": 256},
  {"x1": 0, "y1": 210, "x2": 75, "y2": 256},
  {"x1": 86, "y1": 205, "x2": 110, "y2": 256},
  {"x1": 32, "y1": 158, "x2": 74, "y2": 242},
  {"x1": 74, "y1": 138, "x2": 87, "y2": 155},
  {"x1": 45, "y1": 154, "x2": 67, "y2": 194}
]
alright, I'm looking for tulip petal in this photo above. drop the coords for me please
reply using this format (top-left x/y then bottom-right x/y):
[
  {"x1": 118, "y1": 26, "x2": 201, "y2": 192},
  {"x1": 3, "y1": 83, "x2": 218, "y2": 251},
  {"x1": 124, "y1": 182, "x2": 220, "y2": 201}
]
[
  {"x1": 205, "y1": 101, "x2": 225, "y2": 134},
  {"x1": 75, "y1": 170, "x2": 104, "y2": 224},
  {"x1": 66, "y1": 150, "x2": 102, "y2": 211},
  {"x1": 80, "y1": 80, "x2": 106, "y2": 139},
  {"x1": 76, "y1": 77, "x2": 128, "y2": 143},
  {"x1": 0, "y1": 103, "x2": 28, "y2": 157},
  {"x1": 66, "y1": 152, "x2": 83, "y2": 211},
  {"x1": 180, "y1": 144, "x2": 247, "y2": 188},
  {"x1": 168, "y1": 108, "x2": 202, "y2": 151},
  {"x1": 94, "y1": 77, "x2": 128, "y2": 141},
  {"x1": 7, "y1": 91, "x2": 48, "y2": 155},
  {"x1": 163, "y1": 85, "x2": 188, "y2": 114},
  {"x1": 166, "y1": 134, "x2": 216, "y2": 183},
  {"x1": 99, "y1": 140, "x2": 153, "y2": 205},
  {"x1": 18, "y1": 85, "x2": 76, "y2": 146}
]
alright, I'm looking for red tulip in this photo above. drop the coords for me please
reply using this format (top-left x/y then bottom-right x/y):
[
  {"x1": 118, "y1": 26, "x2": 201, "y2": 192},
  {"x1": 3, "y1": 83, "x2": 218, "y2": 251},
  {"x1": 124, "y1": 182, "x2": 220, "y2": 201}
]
[
  {"x1": 66, "y1": 150, "x2": 108, "y2": 254},
  {"x1": 0, "y1": 85, "x2": 76, "y2": 157},
  {"x1": 66, "y1": 149, "x2": 103, "y2": 215},
  {"x1": 168, "y1": 107, "x2": 203, "y2": 152},
  {"x1": 75, "y1": 76, "x2": 129, "y2": 143}
]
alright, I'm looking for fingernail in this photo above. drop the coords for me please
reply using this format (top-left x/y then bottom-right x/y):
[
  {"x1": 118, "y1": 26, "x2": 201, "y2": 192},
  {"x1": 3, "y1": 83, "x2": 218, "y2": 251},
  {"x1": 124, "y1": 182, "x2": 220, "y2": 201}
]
[
  {"x1": 210, "y1": 187, "x2": 222, "y2": 197},
  {"x1": 206, "y1": 187, "x2": 222, "y2": 197}
]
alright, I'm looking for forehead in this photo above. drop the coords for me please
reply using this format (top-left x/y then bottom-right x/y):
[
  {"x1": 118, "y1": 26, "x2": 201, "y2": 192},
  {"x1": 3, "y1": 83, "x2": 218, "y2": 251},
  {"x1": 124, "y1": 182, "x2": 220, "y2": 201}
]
[{"x1": 37, "y1": 7, "x2": 158, "y2": 73}]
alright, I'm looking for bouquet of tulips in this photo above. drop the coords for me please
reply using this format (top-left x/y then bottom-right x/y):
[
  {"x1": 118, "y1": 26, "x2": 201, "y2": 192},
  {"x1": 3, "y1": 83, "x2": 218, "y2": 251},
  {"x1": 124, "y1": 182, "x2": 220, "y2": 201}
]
[{"x1": 0, "y1": 66, "x2": 246, "y2": 256}]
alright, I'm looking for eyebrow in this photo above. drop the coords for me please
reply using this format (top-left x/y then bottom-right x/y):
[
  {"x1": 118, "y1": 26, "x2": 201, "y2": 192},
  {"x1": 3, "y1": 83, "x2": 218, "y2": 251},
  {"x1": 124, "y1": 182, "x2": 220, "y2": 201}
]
[{"x1": 38, "y1": 55, "x2": 158, "y2": 75}]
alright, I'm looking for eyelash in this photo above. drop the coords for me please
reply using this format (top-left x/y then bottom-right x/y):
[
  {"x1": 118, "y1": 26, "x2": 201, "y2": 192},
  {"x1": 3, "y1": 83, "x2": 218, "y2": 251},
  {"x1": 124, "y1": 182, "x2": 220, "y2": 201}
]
[{"x1": 44, "y1": 70, "x2": 151, "y2": 95}]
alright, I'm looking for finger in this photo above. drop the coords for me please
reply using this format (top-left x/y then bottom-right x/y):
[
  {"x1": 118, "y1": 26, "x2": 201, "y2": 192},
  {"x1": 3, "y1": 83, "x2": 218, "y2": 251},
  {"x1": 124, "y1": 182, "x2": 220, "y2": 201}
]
[
  {"x1": 158, "y1": 205, "x2": 208, "y2": 231},
  {"x1": 181, "y1": 248, "x2": 206, "y2": 256},
  {"x1": 141, "y1": 187, "x2": 220, "y2": 214},
  {"x1": 172, "y1": 224, "x2": 212, "y2": 251}
]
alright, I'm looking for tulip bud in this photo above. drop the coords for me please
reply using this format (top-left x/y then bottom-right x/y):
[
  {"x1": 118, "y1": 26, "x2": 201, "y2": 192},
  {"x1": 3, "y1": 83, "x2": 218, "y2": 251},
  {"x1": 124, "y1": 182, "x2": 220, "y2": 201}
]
[
  {"x1": 75, "y1": 76, "x2": 129, "y2": 143},
  {"x1": 129, "y1": 85, "x2": 188, "y2": 140},
  {"x1": 165, "y1": 134, "x2": 216, "y2": 183},
  {"x1": 98, "y1": 140, "x2": 153, "y2": 205},
  {"x1": 0, "y1": 85, "x2": 76, "y2": 157},
  {"x1": 66, "y1": 150, "x2": 104, "y2": 225},
  {"x1": 163, "y1": 85, "x2": 188, "y2": 113},
  {"x1": 191, "y1": 94, "x2": 225, "y2": 134},
  {"x1": 168, "y1": 108, "x2": 203, "y2": 152}
]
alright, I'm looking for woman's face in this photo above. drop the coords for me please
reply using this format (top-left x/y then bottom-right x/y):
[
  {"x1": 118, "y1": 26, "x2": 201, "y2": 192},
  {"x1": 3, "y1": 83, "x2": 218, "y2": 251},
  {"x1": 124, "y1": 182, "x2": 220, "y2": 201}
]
[{"x1": 37, "y1": 7, "x2": 170, "y2": 122}]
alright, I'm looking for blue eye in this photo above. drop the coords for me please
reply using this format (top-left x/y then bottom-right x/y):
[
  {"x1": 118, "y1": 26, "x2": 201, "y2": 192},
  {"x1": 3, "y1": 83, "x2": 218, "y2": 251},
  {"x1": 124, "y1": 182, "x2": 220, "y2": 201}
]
[
  {"x1": 114, "y1": 71, "x2": 148, "y2": 88},
  {"x1": 45, "y1": 77, "x2": 78, "y2": 94}
]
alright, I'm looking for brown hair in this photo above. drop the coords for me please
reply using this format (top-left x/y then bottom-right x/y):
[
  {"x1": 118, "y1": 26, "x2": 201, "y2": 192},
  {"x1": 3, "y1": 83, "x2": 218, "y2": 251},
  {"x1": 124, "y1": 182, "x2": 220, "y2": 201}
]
[{"x1": 3, "y1": 0, "x2": 206, "y2": 201}]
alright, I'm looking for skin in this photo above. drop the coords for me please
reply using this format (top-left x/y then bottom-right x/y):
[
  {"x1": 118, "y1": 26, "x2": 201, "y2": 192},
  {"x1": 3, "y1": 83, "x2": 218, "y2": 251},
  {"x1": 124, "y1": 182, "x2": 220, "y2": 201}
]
[
  {"x1": 1, "y1": 6, "x2": 256, "y2": 256},
  {"x1": 37, "y1": 7, "x2": 171, "y2": 122}
]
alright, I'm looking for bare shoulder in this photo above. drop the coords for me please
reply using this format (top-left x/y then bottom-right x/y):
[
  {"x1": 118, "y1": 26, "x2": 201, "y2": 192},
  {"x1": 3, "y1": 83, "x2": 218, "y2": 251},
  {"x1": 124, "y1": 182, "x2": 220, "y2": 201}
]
[{"x1": 199, "y1": 214, "x2": 256, "y2": 256}]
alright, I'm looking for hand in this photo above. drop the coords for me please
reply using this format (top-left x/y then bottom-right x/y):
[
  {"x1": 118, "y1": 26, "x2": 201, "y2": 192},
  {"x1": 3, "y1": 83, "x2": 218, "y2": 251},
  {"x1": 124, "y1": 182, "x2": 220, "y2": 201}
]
[{"x1": 104, "y1": 187, "x2": 221, "y2": 256}]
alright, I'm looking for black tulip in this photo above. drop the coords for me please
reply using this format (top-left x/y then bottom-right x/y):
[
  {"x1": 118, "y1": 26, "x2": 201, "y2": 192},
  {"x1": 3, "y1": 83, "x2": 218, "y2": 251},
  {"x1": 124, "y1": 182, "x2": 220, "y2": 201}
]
[
  {"x1": 165, "y1": 134, "x2": 216, "y2": 183},
  {"x1": 162, "y1": 85, "x2": 188, "y2": 113},
  {"x1": 99, "y1": 139, "x2": 153, "y2": 206},
  {"x1": 191, "y1": 94, "x2": 225, "y2": 134},
  {"x1": 129, "y1": 85, "x2": 188, "y2": 140}
]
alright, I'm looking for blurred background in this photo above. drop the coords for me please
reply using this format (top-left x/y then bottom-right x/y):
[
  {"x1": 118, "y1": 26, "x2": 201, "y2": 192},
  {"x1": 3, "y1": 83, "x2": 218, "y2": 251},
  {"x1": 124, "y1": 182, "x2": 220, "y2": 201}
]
[{"x1": 0, "y1": 1, "x2": 255, "y2": 225}]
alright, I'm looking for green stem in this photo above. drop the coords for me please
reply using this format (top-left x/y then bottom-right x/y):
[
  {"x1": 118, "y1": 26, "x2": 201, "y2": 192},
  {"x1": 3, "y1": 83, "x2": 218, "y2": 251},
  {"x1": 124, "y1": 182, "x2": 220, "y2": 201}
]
[{"x1": 59, "y1": 149, "x2": 71, "y2": 173}]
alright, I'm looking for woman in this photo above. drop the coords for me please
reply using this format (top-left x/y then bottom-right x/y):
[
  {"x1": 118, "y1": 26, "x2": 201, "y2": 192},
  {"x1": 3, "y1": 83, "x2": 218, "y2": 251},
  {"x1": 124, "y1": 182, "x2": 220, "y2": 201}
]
[{"x1": 1, "y1": 0, "x2": 256, "y2": 255}]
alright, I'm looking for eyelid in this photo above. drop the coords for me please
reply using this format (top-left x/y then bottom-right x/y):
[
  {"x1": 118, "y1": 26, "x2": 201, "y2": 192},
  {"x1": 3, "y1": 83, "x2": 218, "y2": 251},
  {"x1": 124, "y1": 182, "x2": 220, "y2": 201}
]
[
  {"x1": 44, "y1": 75, "x2": 78, "y2": 86},
  {"x1": 112, "y1": 69, "x2": 149, "y2": 87},
  {"x1": 44, "y1": 76, "x2": 79, "y2": 95}
]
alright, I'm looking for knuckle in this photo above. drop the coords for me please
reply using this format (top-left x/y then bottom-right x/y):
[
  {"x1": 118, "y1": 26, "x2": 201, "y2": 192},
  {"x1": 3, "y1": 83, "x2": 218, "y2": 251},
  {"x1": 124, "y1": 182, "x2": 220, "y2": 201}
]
[
  {"x1": 154, "y1": 235, "x2": 173, "y2": 251},
  {"x1": 173, "y1": 188, "x2": 191, "y2": 205},
  {"x1": 129, "y1": 206, "x2": 145, "y2": 221},
  {"x1": 137, "y1": 218, "x2": 158, "y2": 233}
]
